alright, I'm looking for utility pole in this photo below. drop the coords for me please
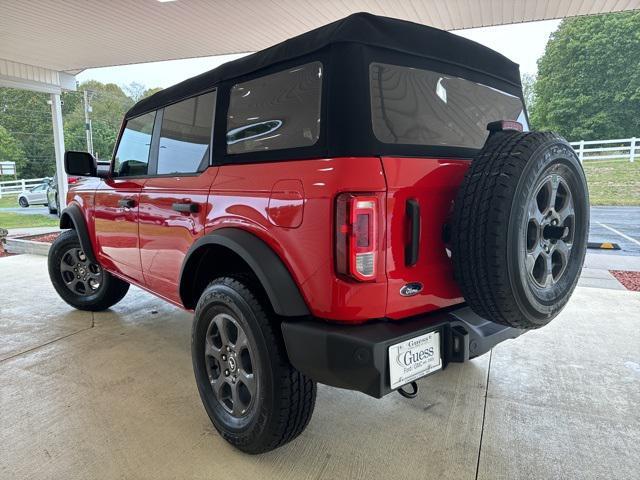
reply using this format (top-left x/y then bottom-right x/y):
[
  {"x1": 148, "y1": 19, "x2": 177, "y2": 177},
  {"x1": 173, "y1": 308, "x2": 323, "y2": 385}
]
[{"x1": 83, "y1": 90, "x2": 94, "y2": 156}]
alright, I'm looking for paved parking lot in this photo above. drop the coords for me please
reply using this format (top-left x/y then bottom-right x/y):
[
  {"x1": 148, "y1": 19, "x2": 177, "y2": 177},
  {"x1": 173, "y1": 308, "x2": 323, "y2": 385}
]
[
  {"x1": 589, "y1": 206, "x2": 640, "y2": 256},
  {"x1": 0, "y1": 206, "x2": 56, "y2": 217},
  {"x1": 1, "y1": 254, "x2": 639, "y2": 480}
]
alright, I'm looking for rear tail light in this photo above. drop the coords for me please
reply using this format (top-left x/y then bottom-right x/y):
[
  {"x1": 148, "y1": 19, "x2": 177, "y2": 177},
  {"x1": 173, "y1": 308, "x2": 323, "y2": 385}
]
[
  {"x1": 335, "y1": 193, "x2": 378, "y2": 281},
  {"x1": 67, "y1": 176, "x2": 80, "y2": 184}
]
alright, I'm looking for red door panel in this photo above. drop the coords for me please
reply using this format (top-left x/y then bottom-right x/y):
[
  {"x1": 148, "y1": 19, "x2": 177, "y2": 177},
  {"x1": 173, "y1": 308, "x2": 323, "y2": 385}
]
[
  {"x1": 138, "y1": 168, "x2": 218, "y2": 303},
  {"x1": 382, "y1": 157, "x2": 469, "y2": 320},
  {"x1": 94, "y1": 178, "x2": 145, "y2": 283}
]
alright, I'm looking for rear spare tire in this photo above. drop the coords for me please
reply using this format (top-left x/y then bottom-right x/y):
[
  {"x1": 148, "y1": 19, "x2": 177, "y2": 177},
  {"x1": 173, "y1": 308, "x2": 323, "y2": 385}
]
[{"x1": 451, "y1": 131, "x2": 589, "y2": 329}]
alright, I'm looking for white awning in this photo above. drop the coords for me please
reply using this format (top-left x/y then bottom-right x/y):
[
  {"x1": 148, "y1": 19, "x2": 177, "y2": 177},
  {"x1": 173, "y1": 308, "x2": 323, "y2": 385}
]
[{"x1": 1, "y1": 0, "x2": 639, "y2": 77}]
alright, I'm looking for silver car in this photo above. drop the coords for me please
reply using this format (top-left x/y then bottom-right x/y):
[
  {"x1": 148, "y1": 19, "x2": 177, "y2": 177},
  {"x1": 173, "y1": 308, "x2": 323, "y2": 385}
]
[{"x1": 18, "y1": 183, "x2": 49, "y2": 207}]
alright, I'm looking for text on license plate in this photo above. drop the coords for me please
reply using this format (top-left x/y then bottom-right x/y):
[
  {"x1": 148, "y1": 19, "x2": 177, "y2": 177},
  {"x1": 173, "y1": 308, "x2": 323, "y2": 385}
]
[{"x1": 388, "y1": 331, "x2": 442, "y2": 390}]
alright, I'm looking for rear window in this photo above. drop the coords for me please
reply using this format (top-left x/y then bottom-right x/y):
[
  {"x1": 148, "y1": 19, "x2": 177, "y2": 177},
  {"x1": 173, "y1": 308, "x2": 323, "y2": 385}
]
[
  {"x1": 370, "y1": 62, "x2": 527, "y2": 149},
  {"x1": 227, "y1": 62, "x2": 323, "y2": 154}
]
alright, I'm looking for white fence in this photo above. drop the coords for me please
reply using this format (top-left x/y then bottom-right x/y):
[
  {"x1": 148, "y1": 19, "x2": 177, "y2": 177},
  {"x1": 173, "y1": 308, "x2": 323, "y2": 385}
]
[
  {"x1": 0, "y1": 178, "x2": 49, "y2": 198},
  {"x1": 570, "y1": 137, "x2": 636, "y2": 163},
  {"x1": 0, "y1": 137, "x2": 636, "y2": 196}
]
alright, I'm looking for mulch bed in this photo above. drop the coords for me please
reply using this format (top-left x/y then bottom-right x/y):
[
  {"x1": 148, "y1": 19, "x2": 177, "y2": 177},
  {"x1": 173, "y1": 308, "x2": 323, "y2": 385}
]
[
  {"x1": 0, "y1": 243, "x2": 14, "y2": 258},
  {"x1": 20, "y1": 232, "x2": 61, "y2": 243},
  {"x1": 0, "y1": 231, "x2": 60, "y2": 258},
  {"x1": 610, "y1": 270, "x2": 640, "y2": 292}
]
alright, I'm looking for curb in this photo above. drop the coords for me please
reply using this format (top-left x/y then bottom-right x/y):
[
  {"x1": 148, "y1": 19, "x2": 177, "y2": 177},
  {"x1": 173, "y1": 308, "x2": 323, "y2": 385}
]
[
  {"x1": 4, "y1": 237, "x2": 51, "y2": 256},
  {"x1": 587, "y1": 242, "x2": 621, "y2": 250}
]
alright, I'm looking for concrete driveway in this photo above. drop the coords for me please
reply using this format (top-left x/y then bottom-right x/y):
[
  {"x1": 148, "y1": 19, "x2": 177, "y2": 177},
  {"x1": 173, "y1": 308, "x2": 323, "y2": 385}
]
[
  {"x1": 1, "y1": 254, "x2": 639, "y2": 480},
  {"x1": 0, "y1": 206, "x2": 56, "y2": 217}
]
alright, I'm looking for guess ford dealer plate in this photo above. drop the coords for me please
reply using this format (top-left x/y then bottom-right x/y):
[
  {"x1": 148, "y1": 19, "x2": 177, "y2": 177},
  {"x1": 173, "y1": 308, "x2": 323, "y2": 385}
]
[{"x1": 388, "y1": 331, "x2": 442, "y2": 389}]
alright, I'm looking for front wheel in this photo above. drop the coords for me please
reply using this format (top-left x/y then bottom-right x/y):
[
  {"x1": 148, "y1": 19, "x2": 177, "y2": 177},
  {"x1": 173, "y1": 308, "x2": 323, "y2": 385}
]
[
  {"x1": 192, "y1": 277, "x2": 316, "y2": 454},
  {"x1": 48, "y1": 230, "x2": 130, "y2": 311},
  {"x1": 19, "y1": 197, "x2": 29, "y2": 208}
]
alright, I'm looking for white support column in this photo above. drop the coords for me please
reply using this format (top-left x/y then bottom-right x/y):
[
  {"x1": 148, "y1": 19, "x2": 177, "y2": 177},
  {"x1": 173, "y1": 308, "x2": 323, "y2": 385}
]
[
  {"x1": 50, "y1": 93, "x2": 68, "y2": 210},
  {"x1": 630, "y1": 137, "x2": 636, "y2": 163}
]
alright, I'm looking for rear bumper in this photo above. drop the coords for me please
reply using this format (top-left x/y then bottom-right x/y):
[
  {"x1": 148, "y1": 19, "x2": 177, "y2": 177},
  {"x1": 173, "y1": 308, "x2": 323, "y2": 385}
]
[{"x1": 281, "y1": 306, "x2": 524, "y2": 398}]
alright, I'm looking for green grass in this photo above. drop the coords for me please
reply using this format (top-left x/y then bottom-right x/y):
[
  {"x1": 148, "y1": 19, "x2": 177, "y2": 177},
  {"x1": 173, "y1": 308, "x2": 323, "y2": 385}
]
[
  {"x1": 0, "y1": 194, "x2": 19, "y2": 208},
  {"x1": 583, "y1": 160, "x2": 640, "y2": 206},
  {"x1": 0, "y1": 211, "x2": 58, "y2": 229}
]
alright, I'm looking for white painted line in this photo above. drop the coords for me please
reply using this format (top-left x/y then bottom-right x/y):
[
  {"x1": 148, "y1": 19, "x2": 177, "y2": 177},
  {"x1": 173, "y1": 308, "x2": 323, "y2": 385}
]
[{"x1": 596, "y1": 222, "x2": 640, "y2": 247}]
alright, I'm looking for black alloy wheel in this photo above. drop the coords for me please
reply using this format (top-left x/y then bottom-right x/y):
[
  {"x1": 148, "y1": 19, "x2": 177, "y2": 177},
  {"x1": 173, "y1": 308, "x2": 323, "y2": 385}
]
[
  {"x1": 192, "y1": 277, "x2": 316, "y2": 454},
  {"x1": 204, "y1": 312, "x2": 257, "y2": 418},
  {"x1": 48, "y1": 229, "x2": 130, "y2": 311}
]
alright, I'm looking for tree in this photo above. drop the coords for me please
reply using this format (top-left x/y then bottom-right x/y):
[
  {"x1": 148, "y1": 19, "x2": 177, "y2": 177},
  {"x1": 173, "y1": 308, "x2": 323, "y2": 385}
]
[
  {"x1": 123, "y1": 82, "x2": 147, "y2": 102},
  {"x1": 531, "y1": 12, "x2": 640, "y2": 140},
  {"x1": 142, "y1": 87, "x2": 163, "y2": 99},
  {"x1": 521, "y1": 73, "x2": 537, "y2": 114},
  {"x1": 0, "y1": 125, "x2": 27, "y2": 176},
  {"x1": 0, "y1": 88, "x2": 56, "y2": 178},
  {"x1": 64, "y1": 81, "x2": 136, "y2": 160},
  {"x1": 0, "y1": 80, "x2": 146, "y2": 176}
]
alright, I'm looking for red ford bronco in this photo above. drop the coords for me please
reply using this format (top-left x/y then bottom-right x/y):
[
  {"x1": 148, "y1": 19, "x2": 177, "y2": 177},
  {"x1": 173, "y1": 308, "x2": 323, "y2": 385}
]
[{"x1": 49, "y1": 13, "x2": 589, "y2": 453}]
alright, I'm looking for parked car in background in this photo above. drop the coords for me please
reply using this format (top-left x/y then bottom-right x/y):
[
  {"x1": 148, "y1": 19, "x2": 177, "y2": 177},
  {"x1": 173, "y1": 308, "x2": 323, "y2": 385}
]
[
  {"x1": 47, "y1": 174, "x2": 80, "y2": 214},
  {"x1": 18, "y1": 182, "x2": 49, "y2": 207}
]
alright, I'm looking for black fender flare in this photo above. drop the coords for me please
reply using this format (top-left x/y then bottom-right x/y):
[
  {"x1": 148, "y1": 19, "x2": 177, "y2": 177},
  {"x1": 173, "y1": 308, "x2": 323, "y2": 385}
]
[
  {"x1": 59, "y1": 204, "x2": 97, "y2": 263},
  {"x1": 179, "y1": 228, "x2": 310, "y2": 317}
]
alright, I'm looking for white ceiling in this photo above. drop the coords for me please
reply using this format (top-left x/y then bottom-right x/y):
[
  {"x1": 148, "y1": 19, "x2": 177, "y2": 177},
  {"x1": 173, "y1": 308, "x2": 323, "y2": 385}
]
[{"x1": 1, "y1": 0, "x2": 639, "y2": 73}]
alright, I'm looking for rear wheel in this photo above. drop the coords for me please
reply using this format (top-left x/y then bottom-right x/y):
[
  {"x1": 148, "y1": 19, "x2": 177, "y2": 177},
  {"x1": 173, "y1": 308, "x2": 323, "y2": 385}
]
[
  {"x1": 48, "y1": 230, "x2": 129, "y2": 311},
  {"x1": 452, "y1": 131, "x2": 589, "y2": 329},
  {"x1": 192, "y1": 277, "x2": 316, "y2": 454}
]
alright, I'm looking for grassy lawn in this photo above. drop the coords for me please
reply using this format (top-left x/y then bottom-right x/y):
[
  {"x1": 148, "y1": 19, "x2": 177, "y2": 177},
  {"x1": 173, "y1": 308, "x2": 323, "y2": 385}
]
[
  {"x1": 0, "y1": 211, "x2": 58, "y2": 229},
  {"x1": 583, "y1": 160, "x2": 640, "y2": 206},
  {"x1": 0, "y1": 194, "x2": 19, "y2": 208}
]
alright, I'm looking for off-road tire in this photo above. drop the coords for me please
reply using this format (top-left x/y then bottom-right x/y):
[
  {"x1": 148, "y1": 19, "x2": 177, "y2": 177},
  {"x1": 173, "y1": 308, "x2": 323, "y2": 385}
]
[
  {"x1": 192, "y1": 277, "x2": 316, "y2": 454},
  {"x1": 451, "y1": 131, "x2": 589, "y2": 329},
  {"x1": 48, "y1": 229, "x2": 129, "y2": 311}
]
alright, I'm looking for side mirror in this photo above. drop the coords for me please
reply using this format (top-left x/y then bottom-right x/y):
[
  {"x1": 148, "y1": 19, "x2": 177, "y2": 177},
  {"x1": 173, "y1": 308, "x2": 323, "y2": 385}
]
[{"x1": 64, "y1": 151, "x2": 97, "y2": 177}]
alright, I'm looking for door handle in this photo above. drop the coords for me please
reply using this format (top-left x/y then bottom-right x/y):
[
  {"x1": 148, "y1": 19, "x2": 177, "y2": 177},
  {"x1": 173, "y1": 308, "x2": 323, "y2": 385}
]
[
  {"x1": 172, "y1": 202, "x2": 199, "y2": 213},
  {"x1": 118, "y1": 198, "x2": 136, "y2": 208}
]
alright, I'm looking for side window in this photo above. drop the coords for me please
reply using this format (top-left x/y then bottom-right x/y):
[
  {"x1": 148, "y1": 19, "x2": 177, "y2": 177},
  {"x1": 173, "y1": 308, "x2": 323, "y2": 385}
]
[
  {"x1": 157, "y1": 91, "x2": 216, "y2": 175},
  {"x1": 227, "y1": 62, "x2": 322, "y2": 154},
  {"x1": 113, "y1": 111, "x2": 156, "y2": 177}
]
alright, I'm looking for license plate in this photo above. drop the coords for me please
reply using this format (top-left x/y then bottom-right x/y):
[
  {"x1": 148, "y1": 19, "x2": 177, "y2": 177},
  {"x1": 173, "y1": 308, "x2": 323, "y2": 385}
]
[{"x1": 388, "y1": 331, "x2": 442, "y2": 389}]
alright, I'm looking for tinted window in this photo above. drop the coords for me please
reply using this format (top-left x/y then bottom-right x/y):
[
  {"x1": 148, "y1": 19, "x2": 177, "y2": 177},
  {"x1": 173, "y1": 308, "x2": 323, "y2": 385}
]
[
  {"x1": 227, "y1": 62, "x2": 322, "y2": 154},
  {"x1": 113, "y1": 111, "x2": 156, "y2": 176},
  {"x1": 157, "y1": 91, "x2": 216, "y2": 174},
  {"x1": 370, "y1": 63, "x2": 527, "y2": 149}
]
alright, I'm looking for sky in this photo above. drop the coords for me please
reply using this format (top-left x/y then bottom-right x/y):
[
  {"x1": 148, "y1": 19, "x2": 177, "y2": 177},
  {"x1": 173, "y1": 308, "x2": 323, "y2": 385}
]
[{"x1": 76, "y1": 19, "x2": 560, "y2": 90}]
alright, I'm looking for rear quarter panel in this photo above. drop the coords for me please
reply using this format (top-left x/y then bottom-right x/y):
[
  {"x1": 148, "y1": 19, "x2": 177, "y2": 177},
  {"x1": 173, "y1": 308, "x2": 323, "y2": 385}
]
[
  {"x1": 207, "y1": 157, "x2": 387, "y2": 322},
  {"x1": 382, "y1": 157, "x2": 469, "y2": 319}
]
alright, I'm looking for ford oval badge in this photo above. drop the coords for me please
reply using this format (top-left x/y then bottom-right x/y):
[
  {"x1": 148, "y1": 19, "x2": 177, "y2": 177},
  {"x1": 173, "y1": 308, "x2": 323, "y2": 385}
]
[{"x1": 400, "y1": 282, "x2": 423, "y2": 297}]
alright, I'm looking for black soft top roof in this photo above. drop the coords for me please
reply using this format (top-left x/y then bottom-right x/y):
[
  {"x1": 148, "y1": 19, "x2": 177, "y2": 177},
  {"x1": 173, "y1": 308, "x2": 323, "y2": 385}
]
[{"x1": 126, "y1": 12, "x2": 520, "y2": 119}]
